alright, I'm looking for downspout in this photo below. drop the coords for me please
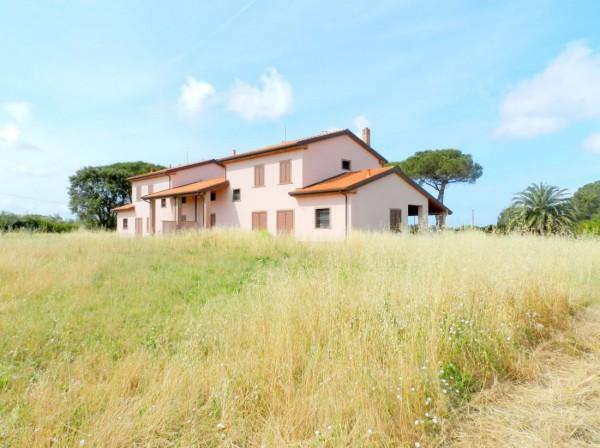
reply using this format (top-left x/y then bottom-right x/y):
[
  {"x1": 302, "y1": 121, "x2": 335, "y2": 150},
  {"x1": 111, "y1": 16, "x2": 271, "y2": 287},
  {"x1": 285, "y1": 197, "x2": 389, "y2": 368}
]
[{"x1": 343, "y1": 192, "x2": 349, "y2": 240}]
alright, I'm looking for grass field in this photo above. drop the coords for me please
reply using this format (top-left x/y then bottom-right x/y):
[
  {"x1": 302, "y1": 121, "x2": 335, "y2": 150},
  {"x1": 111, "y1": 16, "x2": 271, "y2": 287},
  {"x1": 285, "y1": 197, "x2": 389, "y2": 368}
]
[{"x1": 0, "y1": 230, "x2": 599, "y2": 447}]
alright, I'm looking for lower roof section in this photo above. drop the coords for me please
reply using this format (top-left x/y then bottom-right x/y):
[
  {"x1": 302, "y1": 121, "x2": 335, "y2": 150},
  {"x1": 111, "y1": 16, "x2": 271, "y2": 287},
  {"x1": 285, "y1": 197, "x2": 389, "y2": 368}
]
[
  {"x1": 290, "y1": 167, "x2": 451, "y2": 215},
  {"x1": 142, "y1": 178, "x2": 229, "y2": 200},
  {"x1": 112, "y1": 203, "x2": 135, "y2": 212}
]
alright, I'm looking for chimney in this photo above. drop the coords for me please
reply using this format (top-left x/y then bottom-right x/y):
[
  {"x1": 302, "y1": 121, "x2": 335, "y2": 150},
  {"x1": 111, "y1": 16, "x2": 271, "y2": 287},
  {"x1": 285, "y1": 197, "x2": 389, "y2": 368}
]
[
  {"x1": 361, "y1": 127, "x2": 371, "y2": 146},
  {"x1": 232, "y1": 149, "x2": 237, "y2": 156}
]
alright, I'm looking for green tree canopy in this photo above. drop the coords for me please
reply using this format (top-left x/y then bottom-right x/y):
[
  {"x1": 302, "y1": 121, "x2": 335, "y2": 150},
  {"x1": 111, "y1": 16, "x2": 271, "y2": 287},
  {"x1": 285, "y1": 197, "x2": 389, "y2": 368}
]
[
  {"x1": 389, "y1": 149, "x2": 482, "y2": 226},
  {"x1": 389, "y1": 149, "x2": 483, "y2": 204},
  {"x1": 497, "y1": 205, "x2": 520, "y2": 230},
  {"x1": 506, "y1": 183, "x2": 575, "y2": 235},
  {"x1": 69, "y1": 161, "x2": 164, "y2": 229},
  {"x1": 571, "y1": 180, "x2": 600, "y2": 221}
]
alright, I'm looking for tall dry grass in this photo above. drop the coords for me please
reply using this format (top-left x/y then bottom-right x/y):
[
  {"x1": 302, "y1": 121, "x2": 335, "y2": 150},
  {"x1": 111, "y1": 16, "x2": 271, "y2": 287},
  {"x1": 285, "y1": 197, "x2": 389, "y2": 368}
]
[{"x1": 0, "y1": 230, "x2": 598, "y2": 447}]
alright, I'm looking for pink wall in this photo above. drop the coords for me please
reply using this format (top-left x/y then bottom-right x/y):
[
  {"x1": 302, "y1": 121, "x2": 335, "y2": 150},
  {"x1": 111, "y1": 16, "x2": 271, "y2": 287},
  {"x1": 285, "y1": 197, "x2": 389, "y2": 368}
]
[
  {"x1": 295, "y1": 194, "x2": 348, "y2": 241},
  {"x1": 170, "y1": 163, "x2": 225, "y2": 187},
  {"x1": 302, "y1": 135, "x2": 382, "y2": 187},
  {"x1": 211, "y1": 149, "x2": 305, "y2": 234},
  {"x1": 350, "y1": 173, "x2": 428, "y2": 231}
]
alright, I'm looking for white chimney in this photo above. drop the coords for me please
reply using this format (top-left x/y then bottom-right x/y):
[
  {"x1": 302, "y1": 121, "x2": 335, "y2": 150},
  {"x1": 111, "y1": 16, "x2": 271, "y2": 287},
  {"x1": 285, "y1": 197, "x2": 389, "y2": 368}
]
[{"x1": 361, "y1": 127, "x2": 371, "y2": 145}]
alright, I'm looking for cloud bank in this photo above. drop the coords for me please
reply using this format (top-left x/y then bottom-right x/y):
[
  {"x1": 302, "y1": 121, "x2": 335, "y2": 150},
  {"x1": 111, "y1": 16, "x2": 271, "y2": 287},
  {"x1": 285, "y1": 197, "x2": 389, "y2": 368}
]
[
  {"x1": 179, "y1": 77, "x2": 215, "y2": 114},
  {"x1": 227, "y1": 68, "x2": 293, "y2": 121},
  {"x1": 495, "y1": 41, "x2": 600, "y2": 138}
]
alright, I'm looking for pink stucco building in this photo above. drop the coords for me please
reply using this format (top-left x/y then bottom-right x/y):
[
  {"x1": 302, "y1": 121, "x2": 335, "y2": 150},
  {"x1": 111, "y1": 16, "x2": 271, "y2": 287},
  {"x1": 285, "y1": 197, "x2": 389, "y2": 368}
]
[{"x1": 113, "y1": 128, "x2": 450, "y2": 241}]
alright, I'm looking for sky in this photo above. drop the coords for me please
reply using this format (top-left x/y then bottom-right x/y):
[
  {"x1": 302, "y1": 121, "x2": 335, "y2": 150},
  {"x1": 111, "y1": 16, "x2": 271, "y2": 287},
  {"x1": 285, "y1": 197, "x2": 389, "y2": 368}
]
[{"x1": 1, "y1": 0, "x2": 600, "y2": 226}]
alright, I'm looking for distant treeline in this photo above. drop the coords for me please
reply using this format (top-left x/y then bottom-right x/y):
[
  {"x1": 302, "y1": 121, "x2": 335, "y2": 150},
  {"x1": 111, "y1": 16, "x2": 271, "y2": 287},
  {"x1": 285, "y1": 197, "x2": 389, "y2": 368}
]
[{"x1": 0, "y1": 212, "x2": 79, "y2": 233}]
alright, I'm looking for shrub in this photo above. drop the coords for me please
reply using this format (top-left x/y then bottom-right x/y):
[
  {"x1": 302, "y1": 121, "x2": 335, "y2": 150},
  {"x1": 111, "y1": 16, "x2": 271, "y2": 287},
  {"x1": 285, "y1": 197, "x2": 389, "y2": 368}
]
[{"x1": 0, "y1": 211, "x2": 78, "y2": 233}]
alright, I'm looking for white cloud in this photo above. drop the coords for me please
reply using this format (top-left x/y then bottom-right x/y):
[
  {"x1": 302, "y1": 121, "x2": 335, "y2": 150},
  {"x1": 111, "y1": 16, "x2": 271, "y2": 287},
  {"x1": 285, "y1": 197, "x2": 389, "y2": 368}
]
[
  {"x1": 179, "y1": 77, "x2": 215, "y2": 114},
  {"x1": 228, "y1": 68, "x2": 293, "y2": 120},
  {"x1": 0, "y1": 124, "x2": 40, "y2": 151},
  {"x1": 0, "y1": 124, "x2": 20, "y2": 143},
  {"x1": 3, "y1": 102, "x2": 31, "y2": 122},
  {"x1": 495, "y1": 41, "x2": 600, "y2": 137},
  {"x1": 582, "y1": 133, "x2": 600, "y2": 154},
  {"x1": 353, "y1": 115, "x2": 371, "y2": 133}
]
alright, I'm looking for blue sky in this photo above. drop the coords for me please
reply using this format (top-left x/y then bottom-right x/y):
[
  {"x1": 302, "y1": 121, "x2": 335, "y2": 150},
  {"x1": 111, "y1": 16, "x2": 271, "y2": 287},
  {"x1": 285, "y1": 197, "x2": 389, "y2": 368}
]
[{"x1": 1, "y1": 0, "x2": 600, "y2": 225}]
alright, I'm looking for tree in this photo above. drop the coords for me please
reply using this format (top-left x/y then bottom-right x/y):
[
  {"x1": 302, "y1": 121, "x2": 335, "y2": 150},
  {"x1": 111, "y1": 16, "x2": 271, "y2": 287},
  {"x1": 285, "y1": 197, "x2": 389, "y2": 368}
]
[
  {"x1": 390, "y1": 149, "x2": 482, "y2": 226},
  {"x1": 507, "y1": 183, "x2": 575, "y2": 235},
  {"x1": 69, "y1": 161, "x2": 164, "y2": 229},
  {"x1": 496, "y1": 205, "x2": 520, "y2": 230},
  {"x1": 571, "y1": 180, "x2": 600, "y2": 221}
]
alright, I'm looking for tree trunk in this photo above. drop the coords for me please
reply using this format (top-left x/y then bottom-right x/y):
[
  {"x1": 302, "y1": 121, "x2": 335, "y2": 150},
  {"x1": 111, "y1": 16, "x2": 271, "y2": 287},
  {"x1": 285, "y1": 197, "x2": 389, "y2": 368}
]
[{"x1": 435, "y1": 184, "x2": 447, "y2": 229}]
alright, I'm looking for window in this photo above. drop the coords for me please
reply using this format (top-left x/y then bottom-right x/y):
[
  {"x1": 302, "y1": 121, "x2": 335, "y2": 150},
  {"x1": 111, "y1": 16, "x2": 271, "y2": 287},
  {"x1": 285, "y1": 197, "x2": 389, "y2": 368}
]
[
  {"x1": 341, "y1": 159, "x2": 351, "y2": 170},
  {"x1": 210, "y1": 213, "x2": 216, "y2": 227},
  {"x1": 390, "y1": 209, "x2": 402, "y2": 232},
  {"x1": 148, "y1": 184, "x2": 154, "y2": 195},
  {"x1": 252, "y1": 211, "x2": 267, "y2": 230},
  {"x1": 210, "y1": 191, "x2": 216, "y2": 201},
  {"x1": 232, "y1": 189, "x2": 241, "y2": 201},
  {"x1": 279, "y1": 160, "x2": 291, "y2": 184},
  {"x1": 254, "y1": 164, "x2": 265, "y2": 187},
  {"x1": 315, "y1": 208, "x2": 330, "y2": 229},
  {"x1": 181, "y1": 196, "x2": 187, "y2": 204},
  {"x1": 135, "y1": 185, "x2": 142, "y2": 200},
  {"x1": 123, "y1": 218, "x2": 128, "y2": 230},
  {"x1": 161, "y1": 198, "x2": 166, "y2": 208}
]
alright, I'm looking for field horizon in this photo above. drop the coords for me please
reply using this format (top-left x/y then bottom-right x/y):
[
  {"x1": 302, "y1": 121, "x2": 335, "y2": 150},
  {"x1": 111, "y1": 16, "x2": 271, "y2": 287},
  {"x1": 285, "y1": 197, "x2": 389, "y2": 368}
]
[{"x1": 1, "y1": 230, "x2": 599, "y2": 447}]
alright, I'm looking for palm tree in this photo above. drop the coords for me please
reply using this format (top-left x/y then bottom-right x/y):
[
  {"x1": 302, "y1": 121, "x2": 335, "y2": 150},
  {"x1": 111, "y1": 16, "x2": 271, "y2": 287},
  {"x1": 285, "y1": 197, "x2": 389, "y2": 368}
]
[{"x1": 508, "y1": 183, "x2": 575, "y2": 235}]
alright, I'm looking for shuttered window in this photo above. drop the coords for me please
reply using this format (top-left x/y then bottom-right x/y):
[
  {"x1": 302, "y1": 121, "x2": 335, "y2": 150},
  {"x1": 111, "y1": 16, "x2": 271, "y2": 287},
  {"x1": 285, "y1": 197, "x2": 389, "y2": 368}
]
[
  {"x1": 148, "y1": 184, "x2": 154, "y2": 194},
  {"x1": 277, "y1": 210, "x2": 294, "y2": 234},
  {"x1": 279, "y1": 160, "x2": 291, "y2": 184},
  {"x1": 123, "y1": 218, "x2": 128, "y2": 230},
  {"x1": 135, "y1": 186, "x2": 142, "y2": 200},
  {"x1": 315, "y1": 208, "x2": 330, "y2": 229},
  {"x1": 252, "y1": 211, "x2": 267, "y2": 230},
  {"x1": 232, "y1": 189, "x2": 241, "y2": 201},
  {"x1": 254, "y1": 164, "x2": 265, "y2": 187}
]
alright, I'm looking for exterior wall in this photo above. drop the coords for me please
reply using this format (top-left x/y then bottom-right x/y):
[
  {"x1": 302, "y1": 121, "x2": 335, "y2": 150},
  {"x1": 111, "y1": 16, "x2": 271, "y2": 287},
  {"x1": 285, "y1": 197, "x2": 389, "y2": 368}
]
[
  {"x1": 302, "y1": 135, "x2": 382, "y2": 187},
  {"x1": 295, "y1": 194, "x2": 348, "y2": 241},
  {"x1": 350, "y1": 173, "x2": 428, "y2": 232},
  {"x1": 170, "y1": 163, "x2": 225, "y2": 187},
  {"x1": 116, "y1": 210, "x2": 136, "y2": 236},
  {"x1": 214, "y1": 149, "x2": 304, "y2": 234},
  {"x1": 130, "y1": 175, "x2": 170, "y2": 236}
]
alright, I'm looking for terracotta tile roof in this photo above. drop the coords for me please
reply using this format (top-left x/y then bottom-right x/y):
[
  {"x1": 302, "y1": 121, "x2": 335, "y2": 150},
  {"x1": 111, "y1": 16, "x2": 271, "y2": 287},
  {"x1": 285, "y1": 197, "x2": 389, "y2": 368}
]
[
  {"x1": 290, "y1": 167, "x2": 452, "y2": 215},
  {"x1": 127, "y1": 159, "x2": 224, "y2": 181},
  {"x1": 142, "y1": 178, "x2": 229, "y2": 200},
  {"x1": 218, "y1": 129, "x2": 387, "y2": 164},
  {"x1": 112, "y1": 203, "x2": 135, "y2": 212},
  {"x1": 127, "y1": 129, "x2": 387, "y2": 181},
  {"x1": 290, "y1": 167, "x2": 394, "y2": 195}
]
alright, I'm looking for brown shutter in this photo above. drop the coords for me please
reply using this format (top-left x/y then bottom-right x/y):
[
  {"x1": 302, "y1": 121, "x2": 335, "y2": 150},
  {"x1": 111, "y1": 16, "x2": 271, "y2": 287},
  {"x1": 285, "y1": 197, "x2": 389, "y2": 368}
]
[
  {"x1": 254, "y1": 165, "x2": 264, "y2": 187},
  {"x1": 277, "y1": 210, "x2": 294, "y2": 234},
  {"x1": 252, "y1": 212, "x2": 267, "y2": 230},
  {"x1": 280, "y1": 160, "x2": 291, "y2": 184}
]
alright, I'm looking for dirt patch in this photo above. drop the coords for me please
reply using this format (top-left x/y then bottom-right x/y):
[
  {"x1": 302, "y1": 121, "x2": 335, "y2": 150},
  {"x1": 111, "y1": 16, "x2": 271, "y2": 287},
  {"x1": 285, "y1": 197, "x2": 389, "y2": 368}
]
[{"x1": 443, "y1": 305, "x2": 600, "y2": 447}]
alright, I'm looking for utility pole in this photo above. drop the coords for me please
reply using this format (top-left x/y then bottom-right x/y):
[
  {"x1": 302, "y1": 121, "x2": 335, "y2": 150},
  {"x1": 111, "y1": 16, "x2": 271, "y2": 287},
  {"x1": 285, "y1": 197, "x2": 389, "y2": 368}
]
[{"x1": 471, "y1": 209, "x2": 475, "y2": 228}]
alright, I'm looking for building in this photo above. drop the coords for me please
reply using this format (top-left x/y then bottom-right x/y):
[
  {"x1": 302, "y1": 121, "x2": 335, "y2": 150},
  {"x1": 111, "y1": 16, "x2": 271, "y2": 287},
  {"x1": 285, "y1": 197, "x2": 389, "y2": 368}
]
[{"x1": 113, "y1": 128, "x2": 450, "y2": 241}]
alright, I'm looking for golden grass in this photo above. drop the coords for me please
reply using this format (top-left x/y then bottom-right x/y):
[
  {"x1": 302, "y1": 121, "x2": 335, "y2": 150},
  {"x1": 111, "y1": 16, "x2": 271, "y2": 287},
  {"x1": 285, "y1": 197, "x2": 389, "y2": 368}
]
[
  {"x1": 445, "y1": 305, "x2": 600, "y2": 447},
  {"x1": 0, "y1": 230, "x2": 598, "y2": 447}
]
